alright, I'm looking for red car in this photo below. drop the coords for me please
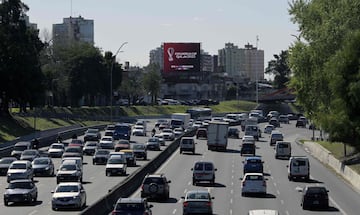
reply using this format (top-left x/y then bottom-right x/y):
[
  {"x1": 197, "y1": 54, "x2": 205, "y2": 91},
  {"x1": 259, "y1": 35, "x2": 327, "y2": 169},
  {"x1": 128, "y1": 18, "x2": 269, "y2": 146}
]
[{"x1": 196, "y1": 128, "x2": 207, "y2": 139}]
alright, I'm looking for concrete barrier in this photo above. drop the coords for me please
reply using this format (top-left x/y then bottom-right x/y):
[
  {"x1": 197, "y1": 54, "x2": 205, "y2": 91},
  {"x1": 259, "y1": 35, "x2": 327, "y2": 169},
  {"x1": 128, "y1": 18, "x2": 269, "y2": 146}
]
[
  {"x1": 303, "y1": 141, "x2": 360, "y2": 192},
  {"x1": 81, "y1": 129, "x2": 197, "y2": 215}
]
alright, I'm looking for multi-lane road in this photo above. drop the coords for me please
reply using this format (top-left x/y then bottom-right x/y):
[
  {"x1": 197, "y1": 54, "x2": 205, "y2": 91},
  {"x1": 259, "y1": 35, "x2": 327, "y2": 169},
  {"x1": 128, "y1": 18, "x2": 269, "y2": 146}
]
[
  {"x1": 130, "y1": 121, "x2": 360, "y2": 215},
  {"x1": 1, "y1": 119, "x2": 360, "y2": 215}
]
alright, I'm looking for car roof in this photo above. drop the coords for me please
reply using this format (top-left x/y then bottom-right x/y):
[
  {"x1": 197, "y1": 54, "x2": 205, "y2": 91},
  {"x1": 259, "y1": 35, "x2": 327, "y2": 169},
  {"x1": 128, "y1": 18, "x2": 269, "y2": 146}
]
[
  {"x1": 186, "y1": 190, "x2": 210, "y2": 195},
  {"x1": 146, "y1": 173, "x2": 165, "y2": 178},
  {"x1": 245, "y1": 156, "x2": 262, "y2": 161},
  {"x1": 57, "y1": 182, "x2": 81, "y2": 186},
  {"x1": 271, "y1": 130, "x2": 282, "y2": 134},
  {"x1": 116, "y1": 198, "x2": 144, "y2": 203},
  {"x1": 9, "y1": 179, "x2": 33, "y2": 183},
  {"x1": 15, "y1": 141, "x2": 31, "y2": 146},
  {"x1": 12, "y1": 160, "x2": 30, "y2": 164},
  {"x1": 244, "y1": 173, "x2": 263, "y2": 176}
]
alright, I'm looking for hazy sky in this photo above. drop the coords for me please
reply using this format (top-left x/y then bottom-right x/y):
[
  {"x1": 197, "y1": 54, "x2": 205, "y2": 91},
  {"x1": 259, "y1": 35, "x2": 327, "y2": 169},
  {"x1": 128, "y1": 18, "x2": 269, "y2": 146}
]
[{"x1": 22, "y1": 0, "x2": 298, "y2": 68}]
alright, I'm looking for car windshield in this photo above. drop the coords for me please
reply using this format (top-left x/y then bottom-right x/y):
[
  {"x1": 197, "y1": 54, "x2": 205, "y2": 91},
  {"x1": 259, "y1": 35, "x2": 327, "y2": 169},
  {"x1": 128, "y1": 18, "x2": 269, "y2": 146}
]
[
  {"x1": 245, "y1": 175, "x2": 263, "y2": 180},
  {"x1": 9, "y1": 182, "x2": 33, "y2": 189},
  {"x1": 33, "y1": 159, "x2": 49, "y2": 165},
  {"x1": 102, "y1": 137, "x2": 112, "y2": 141},
  {"x1": 132, "y1": 144, "x2": 145, "y2": 150},
  {"x1": 13, "y1": 145, "x2": 28, "y2": 151},
  {"x1": 60, "y1": 164, "x2": 77, "y2": 171},
  {"x1": 56, "y1": 185, "x2": 79, "y2": 193},
  {"x1": 108, "y1": 157, "x2": 126, "y2": 164},
  {"x1": 51, "y1": 144, "x2": 63, "y2": 149},
  {"x1": 0, "y1": 158, "x2": 16, "y2": 164},
  {"x1": 23, "y1": 150, "x2": 36, "y2": 155},
  {"x1": 115, "y1": 203, "x2": 144, "y2": 210},
  {"x1": 10, "y1": 163, "x2": 26, "y2": 169},
  {"x1": 187, "y1": 192, "x2": 210, "y2": 200}
]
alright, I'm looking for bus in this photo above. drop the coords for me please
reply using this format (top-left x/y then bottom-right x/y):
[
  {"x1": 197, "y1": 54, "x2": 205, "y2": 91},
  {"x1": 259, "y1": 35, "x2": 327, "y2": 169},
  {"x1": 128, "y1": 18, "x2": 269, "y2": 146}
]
[{"x1": 186, "y1": 107, "x2": 212, "y2": 121}]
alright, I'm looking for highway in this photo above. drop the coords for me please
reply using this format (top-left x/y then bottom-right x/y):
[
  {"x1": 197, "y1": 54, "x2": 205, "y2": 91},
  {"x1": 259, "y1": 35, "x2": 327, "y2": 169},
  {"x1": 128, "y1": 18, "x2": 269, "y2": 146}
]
[
  {"x1": 130, "y1": 122, "x2": 360, "y2": 215},
  {"x1": 0, "y1": 120, "x2": 163, "y2": 215}
]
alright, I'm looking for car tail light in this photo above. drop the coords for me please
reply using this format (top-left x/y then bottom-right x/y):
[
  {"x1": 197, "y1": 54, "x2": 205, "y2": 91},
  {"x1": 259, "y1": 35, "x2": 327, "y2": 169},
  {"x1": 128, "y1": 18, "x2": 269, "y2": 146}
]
[
  {"x1": 111, "y1": 211, "x2": 117, "y2": 215},
  {"x1": 262, "y1": 180, "x2": 266, "y2": 187},
  {"x1": 206, "y1": 202, "x2": 212, "y2": 207},
  {"x1": 183, "y1": 201, "x2": 189, "y2": 207},
  {"x1": 242, "y1": 181, "x2": 246, "y2": 187},
  {"x1": 143, "y1": 212, "x2": 149, "y2": 215}
]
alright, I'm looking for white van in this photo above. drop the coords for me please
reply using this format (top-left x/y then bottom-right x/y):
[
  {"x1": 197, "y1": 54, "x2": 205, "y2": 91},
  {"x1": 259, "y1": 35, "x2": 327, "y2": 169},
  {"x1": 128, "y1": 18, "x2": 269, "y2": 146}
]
[
  {"x1": 191, "y1": 161, "x2": 217, "y2": 185},
  {"x1": 275, "y1": 141, "x2": 291, "y2": 159},
  {"x1": 179, "y1": 137, "x2": 195, "y2": 154},
  {"x1": 287, "y1": 156, "x2": 310, "y2": 181}
]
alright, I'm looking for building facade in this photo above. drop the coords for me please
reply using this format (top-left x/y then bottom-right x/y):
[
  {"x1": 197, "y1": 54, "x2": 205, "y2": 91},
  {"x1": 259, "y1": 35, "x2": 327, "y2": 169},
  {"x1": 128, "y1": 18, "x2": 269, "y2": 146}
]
[{"x1": 53, "y1": 16, "x2": 94, "y2": 47}]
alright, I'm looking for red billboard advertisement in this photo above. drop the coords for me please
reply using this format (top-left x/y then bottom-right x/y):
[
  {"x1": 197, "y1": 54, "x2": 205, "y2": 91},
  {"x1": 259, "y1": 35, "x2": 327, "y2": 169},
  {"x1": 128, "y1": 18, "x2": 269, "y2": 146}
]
[{"x1": 163, "y1": 43, "x2": 200, "y2": 73}]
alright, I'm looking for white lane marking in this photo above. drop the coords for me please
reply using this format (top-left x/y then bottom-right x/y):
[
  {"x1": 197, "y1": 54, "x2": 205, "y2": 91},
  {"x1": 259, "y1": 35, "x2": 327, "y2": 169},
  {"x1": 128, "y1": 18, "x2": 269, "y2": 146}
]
[
  {"x1": 286, "y1": 211, "x2": 290, "y2": 215},
  {"x1": 184, "y1": 189, "x2": 187, "y2": 194},
  {"x1": 274, "y1": 182, "x2": 277, "y2": 187},
  {"x1": 172, "y1": 209, "x2": 177, "y2": 214},
  {"x1": 271, "y1": 176, "x2": 274, "y2": 180},
  {"x1": 90, "y1": 176, "x2": 95, "y2": 180},
  {"x1": 156, "y1": 146, "x2": 179, "y2": 173},
  {"x1": 230, "y1": 209, "x2": 233, "y2": 215},
  {"x1": 231, "y1": 181, "x2": 234, "y2": 186},
  {"x1": 329, "y1": 196, "x2": 348, "y2": 215},
  {"x1": 232, "y1": 175, "x2": 234, "y2": 179},
  {"x1": 188, "y1": 181, "x2": 191, "y2": 185},
  {"x1": 230, "y1": 198, "x2": 233, "y2": 204},
  {"x1": 28, "y1": 210, "x2": 38, "y2": 215},
  {"x1": 230, "y1": 189, "x2": 234, "y2": 194},
  {"x1": 280, "y1": 199, "x2": 284, "y2": 205},
  {"x1": 276, "y1": 190, "x2": 280, "y2": 195}
]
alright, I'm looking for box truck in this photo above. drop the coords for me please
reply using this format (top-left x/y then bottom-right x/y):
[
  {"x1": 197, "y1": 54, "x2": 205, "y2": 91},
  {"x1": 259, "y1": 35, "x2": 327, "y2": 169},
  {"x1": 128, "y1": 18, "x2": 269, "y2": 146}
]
[
  {"x1": 207, "y1": 121, "x2": 229, "y2": 151},
  {"x1": 170, "y1": 113, "x2": 190, "y2": 130}
]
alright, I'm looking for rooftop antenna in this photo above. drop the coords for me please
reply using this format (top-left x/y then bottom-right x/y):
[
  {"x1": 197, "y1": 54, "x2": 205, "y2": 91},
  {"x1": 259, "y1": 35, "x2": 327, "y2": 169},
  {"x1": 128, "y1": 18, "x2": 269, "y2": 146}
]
[{"x1": 256, "y1": 35, "x2": 259, "y2": 48}]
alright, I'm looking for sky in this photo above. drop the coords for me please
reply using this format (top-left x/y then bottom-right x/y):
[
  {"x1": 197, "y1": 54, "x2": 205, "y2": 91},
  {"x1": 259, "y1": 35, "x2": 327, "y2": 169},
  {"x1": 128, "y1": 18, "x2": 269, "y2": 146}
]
[{"x1": 22, "y1": 0, "x2": 298, "y2": 70}]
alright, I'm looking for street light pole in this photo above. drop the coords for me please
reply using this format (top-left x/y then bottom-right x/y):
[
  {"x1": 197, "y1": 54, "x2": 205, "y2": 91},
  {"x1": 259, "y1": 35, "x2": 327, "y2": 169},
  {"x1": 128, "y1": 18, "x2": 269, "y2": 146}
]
[{"x1": 110, "y1": 42, "x2": 128, "y2": 123}]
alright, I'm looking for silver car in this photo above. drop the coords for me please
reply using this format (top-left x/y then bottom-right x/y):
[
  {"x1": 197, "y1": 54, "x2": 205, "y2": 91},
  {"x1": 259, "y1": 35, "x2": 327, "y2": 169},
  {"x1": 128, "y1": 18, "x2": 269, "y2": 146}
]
[
  {"x1": 7, "y1": 160, "x2": 34, "y2": 183},
  {"x1": 182, "y1": 190, "x2": 214, "y2": 215},
  {"x1": 51, "y1": 182, "x2": 86, "y2": 210}
]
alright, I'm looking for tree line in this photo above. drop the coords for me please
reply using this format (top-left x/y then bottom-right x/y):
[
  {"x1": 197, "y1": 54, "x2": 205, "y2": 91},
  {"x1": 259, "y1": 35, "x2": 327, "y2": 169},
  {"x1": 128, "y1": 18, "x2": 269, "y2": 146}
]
[{"x1": 0, "y1": 0, "x2": 161, "y2": 116}]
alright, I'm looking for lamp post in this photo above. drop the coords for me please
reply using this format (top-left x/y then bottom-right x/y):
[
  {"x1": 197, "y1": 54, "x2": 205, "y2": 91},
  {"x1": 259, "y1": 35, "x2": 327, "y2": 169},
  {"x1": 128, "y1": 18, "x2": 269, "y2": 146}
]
[{"x1": 110, "y1": 42, "x2": 128, "y2": 123}]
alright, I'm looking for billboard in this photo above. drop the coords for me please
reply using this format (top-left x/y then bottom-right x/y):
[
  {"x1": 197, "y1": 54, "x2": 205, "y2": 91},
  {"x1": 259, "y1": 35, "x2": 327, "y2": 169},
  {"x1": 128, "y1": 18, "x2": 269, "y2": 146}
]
[{"x1": 163, "y1": 43, "x2": 200, "y2": 73}]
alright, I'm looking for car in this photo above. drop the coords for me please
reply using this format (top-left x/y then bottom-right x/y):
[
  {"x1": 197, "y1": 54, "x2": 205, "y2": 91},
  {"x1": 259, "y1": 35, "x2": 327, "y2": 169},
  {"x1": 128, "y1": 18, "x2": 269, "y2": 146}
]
[
  {"x1": 105, "y1": 154, "x2": 127, "y2": 176},
  {"x1": 92, "y1": 149, "x2": 110, "y2": 165},
  {"x1": 296, "y1": 118, "x2": 307, "y2": 128},
  {"x1": 269, "y1": 117, "x2": 280, "y2": 127},
  {"x1": 0, "y1": 157, "x2": 17, "y2": 176},
  {"x1": 48, "y1": 143, "x2": 65, "y2": 158},
  {"x1": 182, "y1": 190, "x2": 214, "y2": 215},
  {"x1": 111, "y1": 198, "x2": 153, "y2": 215},
  {"x1": 146, "y1": 137, "x2": 161, "y2": 151},
  {"x1": 120, "y1": 149, "x2": 137, "y2": 167},
  {"x1": 68, "y1": 139, "x2": 84, "y2": 147},
  {"x1": 132, "y1": 125, "x2": 146, "y2": 136},
  {"x1": 131, "y1": 143, "x2": 147, "y2": 160},
  {"x1": 56, "y1": 161, "x2": 83, "y2": 184},
  {"x1": 154, "y1": 133, "x2": 165, "y2": 146},
  {"x1": 7, "y1": 160, "x2": 34, "y2": 183},
  {"x1": 105, "y1": 124, "x2": 115, "y2": 131},
  {"x1": 240, "y1": 143, "x2": 256, "y2": 156},
  {"x1": 155, "y1": 119, "x2": 168, "y2": 127},
  {"x1": 61, "y1": 157, "x2": 83, "y2": 171},
  {"x1": 228, "y1": 127, "x2": 240, "y2": 138},
  {"x1": 11, "y1": 141, "x2": 32, "y2": 159},
  {"x1": 244, "y1": 125, "x2": 260, "y2": 141},
  {"x1": 51, "y1": 182, "x2": 86, "y2": 210},
  {"x1": 248, "y1": 209, "x2": 279, "y2": 215},
  {"x1": 83, "y1": 128, "x2": 101, "y2": 142},
  {"x1": 32, "y1": 157, "x2": 55, "y2": 176},
  {"x1": 62, "y1": 146, "x2": 83, "y2": 160},
  {"x1": 82, "y1": 141, "x2": 99, "y2": 155},
  {"x1": 288, "y1": 156, "x2": 310, "y2": 181},
  {"x1": 104, "y1": 130, "x2": 114, "y2": 137},
  {"x1": 275, "y1": 141, "x2": 291, "y2": 159},
  {"x1": 4, "y1": 179, "x2": 38, "y2": 206},
  {"x1": 114, "y1": 139, "x2": 130, "y2": 152},
  {"x1": 243, "y1": 156, "x2": 264, "y2": 174},
  {"x1": 242, "y1": 135, "x2": 256, "y2": 144},
  {"x1": 264, "y1": 124, "x2": 275, "y2": 134},
  {"x1": 196, "y1": 127, "x2": 208, "y2": 139},
  {"x1": 173, "y1": 127, "x2": 184, "y2": 138},
  {"x1": 270, "y1": 130, "x2": 284, "y2": 146},
  {"x1": 158, "y1": 122, "x2": 170, "y2": 130},
  {"x1": 99, "y1": 136, "x2": 115, "y2": 149},
  {"x1": 191, "y1": 161, "x2": 217, "y2": 185},
  {"x1": 140, "y1": 173, "x2": 171, "y2": 200},
  {"x1": 241, "y1": 173, "x2": 267, "y2": 196},
  {"x1": 192, "y1": 120, "x2": 203, "y2": 129},
  {"x1": 301, "y1": 185, "x2": 329, "y2": 210},
  {"x1": 278, "y1": 115, "x2": 290, "y2": 124},
  {"x1": 267, "y1": 110, "x2": 280, "y2": 119},
  {"x1": 19, "y1": 149, "x2": 40, "y2": 162},
  {"x1": 160, "y1": 128, "x2": 175, "y2": 141},
  {"x1": 180, "y1": 137, "x2": 196, "y2": 154}
]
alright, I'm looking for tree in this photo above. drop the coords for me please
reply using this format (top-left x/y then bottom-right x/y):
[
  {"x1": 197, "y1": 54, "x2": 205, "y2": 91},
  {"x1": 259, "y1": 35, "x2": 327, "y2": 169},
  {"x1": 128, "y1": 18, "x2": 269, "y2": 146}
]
[
  {"x1": 265, "y1": 50, "x2": 291, "y2": 89},
  {"x1": 143, "y1": 64, "x2": 161, "y2": 104},
  {"x1": 288, "y1": 0, "x2": 360, "y2": 150},
  {"x1": 0, "y1": 0, "x2": 45, "y2": 114}
]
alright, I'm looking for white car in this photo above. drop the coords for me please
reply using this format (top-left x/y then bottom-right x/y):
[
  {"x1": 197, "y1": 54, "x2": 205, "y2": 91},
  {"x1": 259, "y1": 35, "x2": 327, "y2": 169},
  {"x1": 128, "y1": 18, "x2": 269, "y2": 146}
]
[
  {"x1": 7, "y1": 160, "x2": 34, "y2": 183},
  {"x1": 82, "y1": 141, "x2": 99, "y2": 155},
  {"x1": 105, "y1": 154, "x2": 127, "y2": 176},
  {"x1": 173, "y1": 127, "x2": 184, "y2": 137},
  {"x1": 48, "y1": 143, "x2": 65, "y2": 158},
  {"x1": 264, "y1": 125, "x2": 275, "y2": 134},
  {"x1": 242, "y1": 135, "x2": 255, "y2": 144},
  {"x1": 160, "y1": 128, "x2": 175, "y2": 141},
  {"x1": 241, "y1": 173, "x2": 267, "y2": 196},
  {"x1": 99, "y1": 136, "x2": 114, "y2": 149},
  {"x1": 154, "y1": 133, "x2": 165, "y2": 146},
  {"x1": 132, "y1": 125, "x2": 146, "y2": 136},
  {"x1": 51, "y1": 182, "x2": 86, "y2": 210}
]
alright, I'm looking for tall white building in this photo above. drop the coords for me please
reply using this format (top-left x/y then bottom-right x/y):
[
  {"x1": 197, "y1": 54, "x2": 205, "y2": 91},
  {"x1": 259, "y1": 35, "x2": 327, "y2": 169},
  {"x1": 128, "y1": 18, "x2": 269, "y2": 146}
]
[
  {"x1": 218, "y1": 42, "x2": 264, "y2": 82},
  {"x1": 53, "y1": 16, "x2": 94, "y2": 47},
  {"x1": 149, "y1": 45, "x2": 164, "y2": 69}
]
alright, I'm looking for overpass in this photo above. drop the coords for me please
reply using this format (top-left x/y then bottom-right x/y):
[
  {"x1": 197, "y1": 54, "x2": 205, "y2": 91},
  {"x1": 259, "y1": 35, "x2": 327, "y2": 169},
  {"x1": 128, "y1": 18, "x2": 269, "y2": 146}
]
[{"x1": 256, "y1": 87, "x2": 296, "y2": 102}]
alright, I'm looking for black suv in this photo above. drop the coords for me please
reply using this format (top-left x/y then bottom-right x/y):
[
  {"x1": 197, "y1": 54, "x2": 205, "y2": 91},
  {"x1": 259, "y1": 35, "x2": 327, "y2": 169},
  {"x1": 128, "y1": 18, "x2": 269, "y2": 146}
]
[
  {"x1": 296, "y1": 119, "x2": 306, "y2": 128},
  {"x1": 112, "y1": 198, "x2": 153, "y2": 215},
  {"x1": 228, "y1": 127, "x2": 240, "y2": 138},
  {"x1": 140, "y1": 173, "x2": 171, "y2": 200},
  {"x1": 301, "y1": 185, "x2": 329, "y2": 210}
]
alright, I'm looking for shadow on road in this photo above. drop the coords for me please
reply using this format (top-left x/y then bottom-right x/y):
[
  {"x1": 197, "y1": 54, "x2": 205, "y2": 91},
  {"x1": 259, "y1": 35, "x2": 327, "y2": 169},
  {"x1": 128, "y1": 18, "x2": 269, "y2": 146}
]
[{"x1": 195, "y1": 182, "x2": 226, "y2": 188}]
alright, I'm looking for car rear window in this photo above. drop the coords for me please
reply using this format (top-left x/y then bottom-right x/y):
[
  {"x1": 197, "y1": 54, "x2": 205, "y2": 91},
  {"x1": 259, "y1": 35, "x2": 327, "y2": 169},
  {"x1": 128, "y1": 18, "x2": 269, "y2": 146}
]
[
  {"x1": 293, "y1": 159, "x2": 307, "y2": 166},
  {"x1": 116, "y1": 203, "x2": 144, "y2": 210},
  {"x1": 242, "y1": 144, "x2": 254, "y2": 148},
  {"x1": 143, "y1": 177, "x2": 165, "y2": 184},
  {"x1": 204, "y1": 163, "x2": 213, "y2": 171},
  {"x1": 187, "y1": 193, "x2": 209, "y2": 200},
  {"x1": 272, "y1": 134, "x2": 283, "y2": 139},
  {"x1": 247, "y1": 159, "x2": 261, "y2": 163},
  {"x1": 194, "y1": 163, "x2": 204, "y2": 170},
  {"x1": 278, "y1": 143, "x2": 289, "y2": 148},
  {"x1": 307, "y1": 187, "x2": 327, "y2": 194},
  {"x1": 182, "y1": 139, "x2": 193, "y2": 144},
  {"x1": 245, "y1": 175, "x2": 263, "y2": 180}
]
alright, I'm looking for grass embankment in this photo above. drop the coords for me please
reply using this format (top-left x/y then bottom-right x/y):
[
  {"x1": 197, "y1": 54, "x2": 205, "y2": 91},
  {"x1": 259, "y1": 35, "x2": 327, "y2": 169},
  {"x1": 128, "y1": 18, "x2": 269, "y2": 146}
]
[{"x1": 1, "y1": 100, "x2": 257, "y2": 143}]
